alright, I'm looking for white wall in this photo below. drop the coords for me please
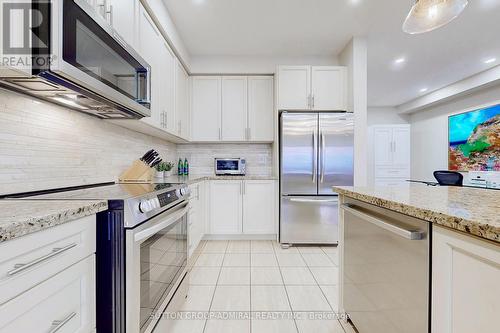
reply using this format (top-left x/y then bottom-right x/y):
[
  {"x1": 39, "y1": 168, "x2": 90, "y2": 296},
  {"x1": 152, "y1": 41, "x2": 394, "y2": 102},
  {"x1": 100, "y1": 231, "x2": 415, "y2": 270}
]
[
  {"x1": 340, "y1": 37, "x2": 368, "y2": 186},
  {"x1": 190, "y1": 55, "x2": 338, "y2": 74},
  {"x1": 177, "y1": 143, "x2": 272, "y2": 176},
  {"x1": 410, "y1": 84, "x2": 500, "y2": 182},
  {"x1": 0, "y1": 89, "x2": 176, "y2": 195},
  {"x1": 368, "y1": 107, "x2": 409, "y2": 126}
]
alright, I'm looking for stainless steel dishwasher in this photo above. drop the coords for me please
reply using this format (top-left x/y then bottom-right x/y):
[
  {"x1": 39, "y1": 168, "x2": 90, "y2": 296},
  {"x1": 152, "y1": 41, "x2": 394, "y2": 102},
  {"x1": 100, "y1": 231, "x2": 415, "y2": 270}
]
[{"x1": 341, "y1": 198, "x2": 430, "y2": 333}]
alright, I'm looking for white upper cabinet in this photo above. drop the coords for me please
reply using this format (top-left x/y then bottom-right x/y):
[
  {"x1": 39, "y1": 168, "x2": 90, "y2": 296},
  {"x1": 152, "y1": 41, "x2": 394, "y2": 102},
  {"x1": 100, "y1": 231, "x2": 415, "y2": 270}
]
[
  {"x1": 277, "y1": 65, "x2": 347, "y2": 111},
  {"x1": 190, "y1": 75, "x2": 274, "y2": 142},
  {"x1": 138, "y1": 5, "x2": 161, "y2": 126},
  {"x1": 191, "y1": 76, "x2": 222, "y2": 141},
  {"x1": 221, "y1": 76, "x2": 248, "y2": 141},
  {"x1": 242, "y1": 180, "x2": 276, "y2": 234},
  {"x1": 277, "y1": 66, "x2": 311, "y2": 110},
  {"x1": 175, "y1": 59, "x2": 190, "y2": 139},
  {"x1": 248, "y1": 76, "x2": 274, "y2": 142},
  {"x1": 159, "y1": 40, "x2": 176, "y2": 133},
  {"x1": 106, "y1": 0, "x2": 138, "y2": 48},
  {"x1": 311, "y1": 66, "x2": 347, "y2": 110}
]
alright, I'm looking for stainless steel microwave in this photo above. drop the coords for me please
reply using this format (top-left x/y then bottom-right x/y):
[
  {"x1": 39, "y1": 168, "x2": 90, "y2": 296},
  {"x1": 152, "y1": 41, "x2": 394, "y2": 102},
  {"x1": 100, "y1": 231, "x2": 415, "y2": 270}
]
[
  {"x1": 0, "y1": 0, "x2": 151, "y2": 119},
  {"x1": 215, "y1": 158, "x2": 246, "y2": 175}
]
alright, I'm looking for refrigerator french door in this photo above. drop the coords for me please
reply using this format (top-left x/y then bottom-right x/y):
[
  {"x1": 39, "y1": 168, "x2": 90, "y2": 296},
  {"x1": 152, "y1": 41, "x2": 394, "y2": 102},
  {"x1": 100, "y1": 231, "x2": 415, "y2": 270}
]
[{"x1": 280, "y1": 112, "x2": 354, "y2": 244}]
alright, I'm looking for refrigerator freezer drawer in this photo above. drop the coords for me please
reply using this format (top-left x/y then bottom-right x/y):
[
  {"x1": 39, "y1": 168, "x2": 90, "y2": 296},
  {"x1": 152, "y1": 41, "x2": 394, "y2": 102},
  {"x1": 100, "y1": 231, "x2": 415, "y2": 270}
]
[{"x1": 280, "y1": 196, "x2": 339, "y2": 244}]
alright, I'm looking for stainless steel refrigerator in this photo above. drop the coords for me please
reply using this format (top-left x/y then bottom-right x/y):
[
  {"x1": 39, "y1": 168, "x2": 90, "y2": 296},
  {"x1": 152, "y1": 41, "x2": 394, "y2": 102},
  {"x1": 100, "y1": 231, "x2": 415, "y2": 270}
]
[{"x1": 279, "y1": 112, "x2": 354, "y2": 245}]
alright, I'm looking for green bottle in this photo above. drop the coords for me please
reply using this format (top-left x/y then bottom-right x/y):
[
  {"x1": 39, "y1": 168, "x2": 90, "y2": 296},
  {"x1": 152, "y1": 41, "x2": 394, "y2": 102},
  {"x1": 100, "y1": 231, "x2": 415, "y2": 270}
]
[
  {"x1": 184, "y1": 158, "x2": 189, "y2": 176},
  {"x1": 178, "y1": 158, "x2": 183, "y2": 176}
]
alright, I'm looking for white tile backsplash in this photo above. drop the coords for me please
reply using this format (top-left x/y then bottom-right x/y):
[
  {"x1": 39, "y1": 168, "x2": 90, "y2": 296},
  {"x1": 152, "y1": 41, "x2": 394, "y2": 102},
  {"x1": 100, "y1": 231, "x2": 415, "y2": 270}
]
[
  {"x1": 176, "y1": 143, "x2": 273, "y2": 176},
  {"x1": 0, "y1": 89, "x2": 176, "y2": 195}
]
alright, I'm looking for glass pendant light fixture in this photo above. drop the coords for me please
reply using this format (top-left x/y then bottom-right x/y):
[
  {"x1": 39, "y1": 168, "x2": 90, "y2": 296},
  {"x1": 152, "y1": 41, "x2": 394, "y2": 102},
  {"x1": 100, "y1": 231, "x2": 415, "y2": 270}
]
[{"x1": 403, "y1": 0, "x2": 469, "y2": 34}]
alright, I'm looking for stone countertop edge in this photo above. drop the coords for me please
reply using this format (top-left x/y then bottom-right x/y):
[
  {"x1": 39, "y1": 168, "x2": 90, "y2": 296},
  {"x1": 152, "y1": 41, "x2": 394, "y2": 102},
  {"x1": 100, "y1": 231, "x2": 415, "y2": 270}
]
[
  {"x1": 163, "y1": 175, "x2": 278, "y2": 185},
  {"x1": 0, "y1": 200, "x2": 108, "y2": 244},
  {"x1": 333, "y1": 186, "x2": 500, "y2": 244}
]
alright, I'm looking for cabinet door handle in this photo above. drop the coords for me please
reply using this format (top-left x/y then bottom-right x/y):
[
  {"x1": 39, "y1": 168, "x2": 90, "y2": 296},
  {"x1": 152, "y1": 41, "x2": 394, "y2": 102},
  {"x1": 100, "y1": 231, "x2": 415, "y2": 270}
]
[
  {"x1": 219, "y1": 128, "x2": 222, "y2": 140},
  {"x1": 49, "y1": 312, "x2": 77, "y2": 333},
  {"x1": 7, "y1": 243, "x2": 78, "y2": 276},
  {"x1": 341, "y1": 204, "x2": 425, "y2": 240},
  {"x1": 312, "y1": 95, "x2": 315, "y2": 109},
  {"x1": 106, "y1": 4, "x2": 113, "y2": 26}
]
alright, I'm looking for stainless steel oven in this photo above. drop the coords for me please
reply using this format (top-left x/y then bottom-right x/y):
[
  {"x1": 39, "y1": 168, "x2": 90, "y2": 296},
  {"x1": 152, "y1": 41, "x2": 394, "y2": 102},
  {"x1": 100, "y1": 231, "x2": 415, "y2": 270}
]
[
  {"x1": 0, "y1": 0, "x2": 151, "y2": 119},
  {"x1": 126, "y1": 201, "x2": 189, "y2": 333}
]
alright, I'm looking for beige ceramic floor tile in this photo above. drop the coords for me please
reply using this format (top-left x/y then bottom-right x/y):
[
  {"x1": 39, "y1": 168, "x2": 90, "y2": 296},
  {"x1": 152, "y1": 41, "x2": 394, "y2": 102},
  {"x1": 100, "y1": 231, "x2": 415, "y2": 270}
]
[
  {"x1": 152, "y1": 317, "x2": 206, "y2": 333},
  {"x1": 286, "y1": 285, "x2": 332, "y2": 312},
  {"x1": 301, "y1": 253, "x2": 336, "y2": 267},
  {"x1": 210, "y1": 285, "x2": 251, "y2": 311},
  {"x1": 251, "y1": 267, "x2": 283, "y2": 285},
  {"x1": 320, "y1": 285, "x2": 339, "y2": 312},
  {"x1": 202, "y1": 241, "x2": 228, "y2": 253},
  {"x1": 251, "y1": 240, "x2": 275, "y2": 253},
  {"x1": 309, "y1": 267, "x2": 338, "y2": 285},
  {"x1": 280, "y1": 267, "x2": 317, "y2": 285},
  {"x1": 223, "y1": 253, "x2": 250, "y2": 267},
  {"x1": 174, "y1": 285, "x2": 215, "y2": 311},
  {"x1": 251, "y1": 318, "x2": 298, "y2": 333},
  {"x1": 189, "y1": 267, "x2": 221, "y2": 285},
  {"x1": 218, "y1": 267, "x2": 250, "y2": 285},
  {"x1": 195, "y1": 253, "x2": 225, "y2": 267},
  {"x1": 276, "y1": 253, "x2": 307, "y2": 267},
  {"x1": 251, "y1": 285, "x2": 291, "y2": 311},
  {"x1": 204, "y1": 318, "x2": 250, "y2": 333},
  {"x1": 251, "y1": 253, "x2": 278, "y2": 267},
  {"x1": 227, "y1": 240, "x2": 251, "y2": 253},
  {"x1": 295, "y1": 318, "x2": 345, "y2": 333}
]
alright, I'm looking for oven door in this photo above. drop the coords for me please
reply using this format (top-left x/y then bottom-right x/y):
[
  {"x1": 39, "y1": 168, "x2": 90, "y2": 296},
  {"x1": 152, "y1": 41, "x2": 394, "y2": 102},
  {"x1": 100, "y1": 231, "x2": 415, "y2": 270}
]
[
  {"x1": 48, "y1": 0, "x2": 151, "y2": 117},
  {"x1": 125, "y1": 201, "x2": 188, "y2": 333}
]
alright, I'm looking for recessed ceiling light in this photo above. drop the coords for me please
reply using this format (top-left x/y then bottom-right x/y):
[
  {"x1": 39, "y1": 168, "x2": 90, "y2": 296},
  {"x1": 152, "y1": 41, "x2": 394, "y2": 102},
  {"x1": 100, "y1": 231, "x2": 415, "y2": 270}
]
[
  {"x1": 420, "y1": 88, "x2": 428, "y2": 93},
  {"x1": 394, "y1": 57, "x2": 406, "y2": 64},
  {"x1": 484, "y1": 57, "x2": 497, "y2": 64},
  {"x1": 349, "y1": 0, "x2": 361, "y2": 5}
]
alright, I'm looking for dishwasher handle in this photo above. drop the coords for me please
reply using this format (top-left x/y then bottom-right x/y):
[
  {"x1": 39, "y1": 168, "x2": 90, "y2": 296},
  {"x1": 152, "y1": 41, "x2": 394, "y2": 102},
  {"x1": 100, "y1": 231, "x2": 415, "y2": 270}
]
[{"x1": 341, "y1": 204, "x2": 425, "y2": 240}]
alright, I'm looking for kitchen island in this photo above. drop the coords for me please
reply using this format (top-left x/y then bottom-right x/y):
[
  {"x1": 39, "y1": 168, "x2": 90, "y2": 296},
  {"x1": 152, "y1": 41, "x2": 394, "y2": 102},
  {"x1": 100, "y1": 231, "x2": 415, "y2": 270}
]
[{"x1": 333, "y1": 184, "x2": 499, "y2": 333}]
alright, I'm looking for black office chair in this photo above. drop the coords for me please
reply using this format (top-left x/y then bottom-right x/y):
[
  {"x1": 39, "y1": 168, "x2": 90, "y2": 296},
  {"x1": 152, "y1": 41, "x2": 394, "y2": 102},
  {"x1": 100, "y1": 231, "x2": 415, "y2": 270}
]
[{"x1": 433, "y1": 170, "x2": 463, "y2": 186}]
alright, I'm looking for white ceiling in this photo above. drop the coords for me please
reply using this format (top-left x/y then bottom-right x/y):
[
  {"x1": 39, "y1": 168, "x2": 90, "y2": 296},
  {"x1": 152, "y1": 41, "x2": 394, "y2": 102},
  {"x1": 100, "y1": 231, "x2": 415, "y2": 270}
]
[{"x1": 163, "y1": 0, "x2": 500, "y2": 106}]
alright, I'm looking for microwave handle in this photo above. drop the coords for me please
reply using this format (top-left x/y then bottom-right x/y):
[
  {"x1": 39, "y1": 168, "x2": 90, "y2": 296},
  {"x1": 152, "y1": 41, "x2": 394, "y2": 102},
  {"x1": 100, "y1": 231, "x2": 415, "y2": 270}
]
[{"x1": 134, "y1": 202, "x2": 189, "y2": 242}]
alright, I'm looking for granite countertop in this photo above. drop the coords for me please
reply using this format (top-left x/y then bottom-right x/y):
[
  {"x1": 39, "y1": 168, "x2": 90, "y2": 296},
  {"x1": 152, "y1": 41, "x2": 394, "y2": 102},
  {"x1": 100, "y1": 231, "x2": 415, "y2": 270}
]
[
  {"x1": 163, "y1": 174, "x2": 277, "y2": 185},
  {"x1": 333, "y1": 184, "x2": 500, "y2": 243},
  {"x1": 0, "y1": 200, "x2": 108, "y2": 243}
]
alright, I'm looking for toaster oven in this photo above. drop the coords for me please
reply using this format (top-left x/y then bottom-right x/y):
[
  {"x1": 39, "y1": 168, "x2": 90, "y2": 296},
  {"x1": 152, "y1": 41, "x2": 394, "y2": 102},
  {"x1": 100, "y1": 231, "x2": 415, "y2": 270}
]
[{"x1": 215, "y1": 158, "x2": 246, "y2": 175}]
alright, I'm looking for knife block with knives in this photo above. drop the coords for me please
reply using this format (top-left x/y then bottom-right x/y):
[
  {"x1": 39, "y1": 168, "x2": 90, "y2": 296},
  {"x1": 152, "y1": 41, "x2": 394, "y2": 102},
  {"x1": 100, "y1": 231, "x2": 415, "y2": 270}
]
[{"x1": 119, "y1": 149, "x2": 162, "y2": 183}]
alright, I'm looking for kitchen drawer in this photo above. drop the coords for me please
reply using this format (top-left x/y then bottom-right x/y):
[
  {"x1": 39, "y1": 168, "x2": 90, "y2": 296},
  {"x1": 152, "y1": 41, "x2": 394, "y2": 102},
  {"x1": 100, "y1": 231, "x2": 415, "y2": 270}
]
[
  {"x1": 0, "y1": 215, "x2": 95, "y2": 304},
  {"x1": 375, "y1": 168, "x2": 410, "y2": 178},
  {"x1": 0, "y1": 255, "x2": 95, "y2": 333}
]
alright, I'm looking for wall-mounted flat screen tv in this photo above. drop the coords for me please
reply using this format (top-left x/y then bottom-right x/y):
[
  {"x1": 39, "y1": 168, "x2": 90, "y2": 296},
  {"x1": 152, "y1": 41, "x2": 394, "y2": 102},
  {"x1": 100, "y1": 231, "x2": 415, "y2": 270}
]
[{"x1": 449, "y1": 104, "x2": 500, "y2": 171}]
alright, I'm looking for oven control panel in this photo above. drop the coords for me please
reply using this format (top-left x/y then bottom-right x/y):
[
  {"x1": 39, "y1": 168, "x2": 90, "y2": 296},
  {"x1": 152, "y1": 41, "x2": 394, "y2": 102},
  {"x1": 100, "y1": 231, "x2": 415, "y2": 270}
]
[{"x1": 137, "y1": 185, "x2": 189, "y2": 214}]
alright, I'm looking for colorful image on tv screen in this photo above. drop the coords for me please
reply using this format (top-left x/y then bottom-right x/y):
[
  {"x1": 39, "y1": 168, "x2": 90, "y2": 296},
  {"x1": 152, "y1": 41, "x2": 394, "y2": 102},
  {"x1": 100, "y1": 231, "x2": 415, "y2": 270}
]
[{"x1": 449, "y1": 104, "x2": 500, "y2": 171}]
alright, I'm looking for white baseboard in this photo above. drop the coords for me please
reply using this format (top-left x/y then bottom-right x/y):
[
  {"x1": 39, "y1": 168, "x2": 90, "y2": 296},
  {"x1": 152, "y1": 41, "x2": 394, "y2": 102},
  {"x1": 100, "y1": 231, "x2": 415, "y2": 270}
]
[{"x1": 202, "y1": 234, "x2": 277, "y2": 241}]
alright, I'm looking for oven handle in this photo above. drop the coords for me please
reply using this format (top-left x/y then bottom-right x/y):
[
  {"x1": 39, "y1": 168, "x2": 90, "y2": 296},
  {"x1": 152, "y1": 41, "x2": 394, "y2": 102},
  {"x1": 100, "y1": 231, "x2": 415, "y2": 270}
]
[{"x1": 134, "y1": 202, "x2": 189, "y2": 242}]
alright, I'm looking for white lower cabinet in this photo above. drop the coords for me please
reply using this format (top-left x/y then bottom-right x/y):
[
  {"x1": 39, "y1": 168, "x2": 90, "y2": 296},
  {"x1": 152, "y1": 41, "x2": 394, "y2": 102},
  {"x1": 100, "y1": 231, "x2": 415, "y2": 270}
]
[
  {"x1": 208, "y1": 180, "x2": 276, "y2": 236},
  {"x1": 0, "y1": 215, "x2": 97, "y2": 333},
  {"x1": 432, "y1": 226, "x2": 500, "y2": 333},
  {"x1": 243, "y1": 180, "x2": 276, "y2": 234},
  {"x1": 188, "y1": 181, "x2": 206, "y2": 257},
  {"x1": 0, "y1": 255, "x2": 95, "y2": 333},
  {"x1": 209, "y1": 180, "x2": 243, "y2": 234}
]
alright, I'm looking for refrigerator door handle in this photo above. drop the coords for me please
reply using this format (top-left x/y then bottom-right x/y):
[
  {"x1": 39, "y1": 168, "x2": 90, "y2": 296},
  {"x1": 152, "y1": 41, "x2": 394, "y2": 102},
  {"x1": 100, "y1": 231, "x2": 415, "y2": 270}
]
[
  {"x1": 312, "y1": 132, "x2": 317, "y2": 183},
  {"x1": 320, "y1": 132, "x2": 326, "y2": 183},
  {"x1": 287, "y1": 197, "x2": 338, "y2": 203}
]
